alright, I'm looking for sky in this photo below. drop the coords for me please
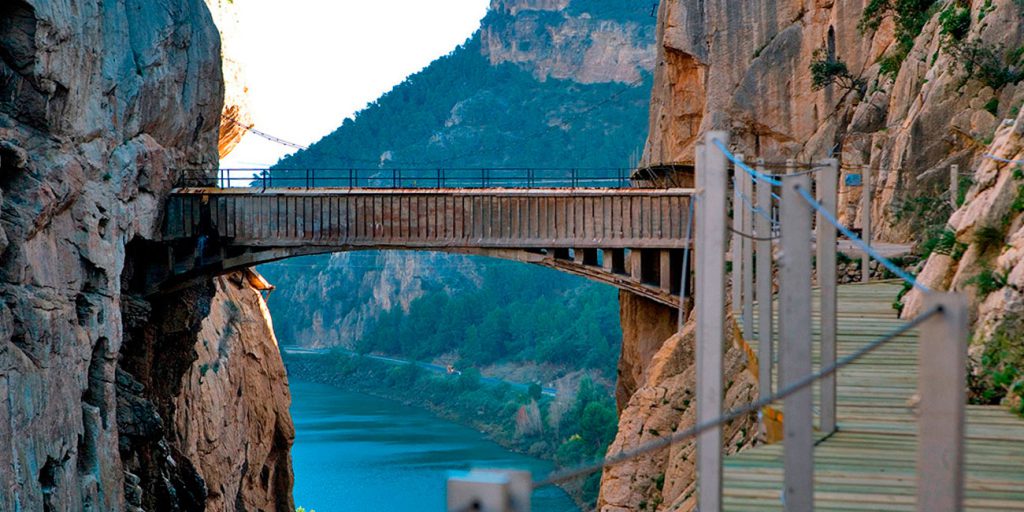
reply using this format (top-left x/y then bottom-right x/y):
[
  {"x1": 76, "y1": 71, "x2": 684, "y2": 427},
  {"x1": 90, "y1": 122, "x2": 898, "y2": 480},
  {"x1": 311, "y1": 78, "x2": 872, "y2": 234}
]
[{"x1": 220, "y1": 0, "x2": 491, "y2": 169}]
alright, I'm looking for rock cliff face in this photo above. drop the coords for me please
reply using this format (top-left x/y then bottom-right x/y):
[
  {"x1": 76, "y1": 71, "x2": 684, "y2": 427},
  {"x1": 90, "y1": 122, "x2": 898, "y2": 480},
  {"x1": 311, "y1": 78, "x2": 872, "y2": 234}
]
[
  {"x1": 483, "y1": 0, "x2": 654, "y2": 83},
  {"x1": 904, "y1": 108, "x2": 1024, "y2": 414},
  {"x1": 600, "y1": 295, "x2": 759, "y2": 511},
  {"x1": 605, "y1": 0, "x2": 1024, "y2": 507},
  {"x1": 642, "y1": 0, "x2": 1023, "y2": 239},
  {"x1": 173, "y1": 273, "x2": 294, "y2": 512},
  {"x1": 0, "y1": 0, "x2": 292, "y2": 510}
]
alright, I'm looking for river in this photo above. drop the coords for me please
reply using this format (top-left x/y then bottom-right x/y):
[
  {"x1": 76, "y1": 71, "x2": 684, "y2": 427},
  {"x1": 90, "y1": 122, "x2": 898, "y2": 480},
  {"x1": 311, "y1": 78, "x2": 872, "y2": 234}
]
[{"x1": 289, "y1": 379, "x2": 580, "y2": 511}]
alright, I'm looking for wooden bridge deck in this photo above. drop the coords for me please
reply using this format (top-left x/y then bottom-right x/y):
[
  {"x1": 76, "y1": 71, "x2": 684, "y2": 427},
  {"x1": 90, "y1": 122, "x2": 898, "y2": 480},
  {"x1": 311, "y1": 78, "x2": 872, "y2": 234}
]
[{"x1": 724, "y1": 282, "x2": 1024, "y2": 511}]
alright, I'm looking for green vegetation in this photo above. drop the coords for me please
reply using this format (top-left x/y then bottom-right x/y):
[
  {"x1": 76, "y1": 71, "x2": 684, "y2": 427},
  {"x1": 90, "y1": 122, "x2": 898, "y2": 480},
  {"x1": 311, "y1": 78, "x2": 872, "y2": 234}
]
[
  {"x1": 353, "y1": 264, "x2": 622, "y2": 376},
  {"x1": 274, "y1": 36, "x2": 651, "y2": 171},
  {"x1": 972, "y1": 327, "x2": 1024, "y2": 416},
  {"x1": 938, "y1": 2, "x2": 971, "y2": 40},
  {"x1": 859, "y1": 0, "x2": 939, "y2": 78},
  {"x1": 967, "y1": 267, "x2": 1008, "y2": 295},
  {"x1": 973, "y1": 224, "x2": 1006, "y2": 253},
  {"x1": 286, "y1": 352, "x2": 618, "y2": 505},
  {"x1": 810, "y1": 49, "x2": 865, "y2": 93},
  {"x1": 984, "y1": 98, "x2": 1000, "y2": 116}
]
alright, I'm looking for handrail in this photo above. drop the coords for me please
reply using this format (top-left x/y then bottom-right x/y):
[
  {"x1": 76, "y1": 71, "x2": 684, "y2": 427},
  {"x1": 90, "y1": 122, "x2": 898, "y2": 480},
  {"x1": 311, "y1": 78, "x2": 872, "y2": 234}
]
[{"x1": 530, "y1": 305, "x2": 941, "y2": 488}]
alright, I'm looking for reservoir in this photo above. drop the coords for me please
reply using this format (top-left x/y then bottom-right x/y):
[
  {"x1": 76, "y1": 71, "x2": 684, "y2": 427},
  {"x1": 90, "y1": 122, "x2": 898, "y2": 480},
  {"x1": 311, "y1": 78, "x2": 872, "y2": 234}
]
[{"x1": 290, "y1": 379, "x2": 580, "y2": 511}]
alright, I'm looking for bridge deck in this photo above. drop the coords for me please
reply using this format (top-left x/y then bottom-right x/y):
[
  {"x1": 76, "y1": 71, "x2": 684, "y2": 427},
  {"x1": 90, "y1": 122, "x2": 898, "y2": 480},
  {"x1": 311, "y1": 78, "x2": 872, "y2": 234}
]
[
  {"x1": 165, "y1": 187, "x2": 693, "y2": 250},
  {"x1": 723, "y1": 282, "x2": 1024, "y2": 511}
]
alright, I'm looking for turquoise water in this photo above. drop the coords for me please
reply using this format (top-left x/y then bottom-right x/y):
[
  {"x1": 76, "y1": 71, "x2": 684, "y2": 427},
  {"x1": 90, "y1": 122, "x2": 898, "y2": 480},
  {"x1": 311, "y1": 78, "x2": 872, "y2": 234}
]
[{"x1": 289, "y1": 379, "x2": 579, "y2": 512}]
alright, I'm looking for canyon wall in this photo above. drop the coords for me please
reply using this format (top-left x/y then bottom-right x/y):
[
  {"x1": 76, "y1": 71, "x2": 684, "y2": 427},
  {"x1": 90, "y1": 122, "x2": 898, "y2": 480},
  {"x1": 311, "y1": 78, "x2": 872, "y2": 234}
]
[
  {"x1": 642, "y1": 0, "x2": 1023, "y2": 239},
  {"x1": 0, "y1": 0, "x2": 292, "y2": 510},
  {"x1": 603, "y1": 0, "x2": 1024, "y2": 509},
  {"x1": 601, "y1": 296, "x2": 759, "y2": 511}
]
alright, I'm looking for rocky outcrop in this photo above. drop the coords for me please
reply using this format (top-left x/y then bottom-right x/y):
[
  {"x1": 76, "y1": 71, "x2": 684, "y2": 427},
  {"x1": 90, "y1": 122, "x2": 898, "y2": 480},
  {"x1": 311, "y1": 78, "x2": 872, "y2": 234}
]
[
  {"x1": 482, "y1": 0, "x2": 655, "y2": 84},
  {"x1": 904, "y1": 108, "x2": 1024, "y2": 414},
  {"x1": 641, "y1": 0, "x2": 1023, "y2": 239},
  {"x1": 174, "y1": 273, "x2": 294, "y2": 512},
  {"x1": 0, "y1": 1, "x2": 291, "y2": 510},
  {"x1": 0, "y1": 0, "x2": 221, "y2": 509},
  {"x1": 600, "y1": 297, "x2": 759, "y2": 511},
  {"x1": 206, "y1": 0, "x2": 251, "y2": 158}
]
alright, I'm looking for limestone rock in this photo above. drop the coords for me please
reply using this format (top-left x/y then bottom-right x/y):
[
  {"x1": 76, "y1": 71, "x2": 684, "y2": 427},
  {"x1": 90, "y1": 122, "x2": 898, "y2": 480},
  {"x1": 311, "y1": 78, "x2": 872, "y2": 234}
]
[
  {"x1": 0, "y1": 1, "x2": 293, "y2": 510},
  {"x1": 205, "y1": 0, "x2": 252, "y2": 158},
  {"x1": 599, "y1": 296, "x2": 759, "y2": 511},
  {"x1": 173, "y1": 273, "x2": 295, "y2": 512}
]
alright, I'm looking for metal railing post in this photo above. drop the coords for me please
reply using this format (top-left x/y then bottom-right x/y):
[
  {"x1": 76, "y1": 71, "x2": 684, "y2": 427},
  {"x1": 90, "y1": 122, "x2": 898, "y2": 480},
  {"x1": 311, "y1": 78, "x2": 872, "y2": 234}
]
[
  {"x1": 447, "y1": 469, "x2": 531, "y2": 512},
  {"x1": 741, "y1": 155, "x2": 754, "y2": 341},
  {"x1": 732, "y1": 155, "x2": 743, "y2": 328},
  {"x1": 817, "y1": 159, "x2": 839, "y2": 434},
  {"x1": 696, "y1": 131, "x2": 728, "y2": 512},
  {"x1": 780, "y1": 173, "x2": 814, "y2": 511},
  {"x1": 917, "y1": 294, "x2": 967, "y2": 512},
  {"x1": 755, "y1": 158, "x2": 774, "y2": 400},
  {"x1": 861, "y1": 164, "x2": 872, "y2": 283}
]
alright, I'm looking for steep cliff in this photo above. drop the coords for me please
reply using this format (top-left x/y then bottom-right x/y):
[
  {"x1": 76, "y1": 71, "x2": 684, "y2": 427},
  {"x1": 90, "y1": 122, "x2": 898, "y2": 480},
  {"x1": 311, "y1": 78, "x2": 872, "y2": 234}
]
[
  {"x1": 606, "y1": 0, "x2": 1024, "y2": 508},
  {"x1": 904, "y1": 108, "x2": 1024, "y2": 415},
  {"x1": 173, "y1": 273, "x2": 294, "y2": 512},
  {"x1": 0, "y1": 1, "x2": 291, "y2": 510},
  {"x1": 600, "y1": 296, "x2": 759, "y2": 511},
  {"x1": 642, "y1": 0, "x2": 1023, "y2": 239}
]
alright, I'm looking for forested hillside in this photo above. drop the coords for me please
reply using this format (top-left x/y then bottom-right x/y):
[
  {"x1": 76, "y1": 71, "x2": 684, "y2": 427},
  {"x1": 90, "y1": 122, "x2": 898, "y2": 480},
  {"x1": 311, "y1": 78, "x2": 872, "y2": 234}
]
[{"x1": 260, "y1": 0, "x2": 655, "y2": 381}]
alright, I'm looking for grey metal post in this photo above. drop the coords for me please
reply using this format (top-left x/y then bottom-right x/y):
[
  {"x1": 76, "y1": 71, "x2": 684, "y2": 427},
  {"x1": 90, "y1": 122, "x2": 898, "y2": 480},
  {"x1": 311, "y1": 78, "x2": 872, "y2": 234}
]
[
  {"x1": 697, "y1": 131, "x2": 728, "y2": 512},
  {"x1": 816, "y1": 159, "x2": 839, "y2": 434},
  {"x1": 448, "y1": 469, "x2": 532, "y2": 512},
  {"x1": 693, "y1": 144, "x2": 706, "y2": 336},
  {"x1": 741, "y1": 157, "x2": 755, "y2": 341},
  {"x1": 780, "y1": 173, "x2": 814, "y2": 511},
  {"x1": 950, "y1": 164, "x2": 960, "y2": 209},
  {"x1": 861, "y1": 164, "x2": 872, "y2": 283},
  {"x1": 755, "y1": 159, "x2": 774, "y2": 400},
  {"x1": 732, "y1": 155, "x2": 743, "y2": 323},
  {"x1": 681, "y1": 148, "x2": 703, "y2": 330},
  {"x1": 917, "y1": 294, "x2": 968, "y2": 512}
]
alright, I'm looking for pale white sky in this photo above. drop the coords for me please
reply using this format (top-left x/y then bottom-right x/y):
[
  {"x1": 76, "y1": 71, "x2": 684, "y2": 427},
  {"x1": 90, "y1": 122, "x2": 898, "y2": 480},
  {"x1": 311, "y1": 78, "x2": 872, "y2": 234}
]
[{"x1": 221, "y1": 0, "x2": 491, "y2": 169}]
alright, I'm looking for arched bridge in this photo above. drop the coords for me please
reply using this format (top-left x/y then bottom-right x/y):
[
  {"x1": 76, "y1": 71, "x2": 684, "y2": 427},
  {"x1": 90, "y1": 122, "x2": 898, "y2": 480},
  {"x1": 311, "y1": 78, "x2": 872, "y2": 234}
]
[{"x1": 156, "y1": 168, "x2": 694, "y2": 306}]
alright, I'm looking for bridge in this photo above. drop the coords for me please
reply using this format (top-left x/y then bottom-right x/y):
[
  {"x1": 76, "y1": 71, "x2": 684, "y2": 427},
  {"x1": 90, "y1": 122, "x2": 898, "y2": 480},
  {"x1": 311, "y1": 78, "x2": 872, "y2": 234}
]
[{"x1": 157, "y1": 167, "x2": 694, "y2": 306}]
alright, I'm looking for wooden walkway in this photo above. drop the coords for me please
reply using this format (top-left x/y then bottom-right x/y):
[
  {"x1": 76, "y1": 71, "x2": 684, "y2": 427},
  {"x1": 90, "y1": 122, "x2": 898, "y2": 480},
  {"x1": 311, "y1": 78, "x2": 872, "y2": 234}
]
[{"x1": 724, "y1": 281, "x2": 1024, "y2": 511}]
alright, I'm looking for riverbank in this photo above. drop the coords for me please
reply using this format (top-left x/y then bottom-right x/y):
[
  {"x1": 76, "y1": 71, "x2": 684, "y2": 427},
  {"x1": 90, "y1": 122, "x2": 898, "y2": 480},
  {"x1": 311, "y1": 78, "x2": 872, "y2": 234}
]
[{"x1": 283, "y1": 351, "x2": 617, "y2": 509}]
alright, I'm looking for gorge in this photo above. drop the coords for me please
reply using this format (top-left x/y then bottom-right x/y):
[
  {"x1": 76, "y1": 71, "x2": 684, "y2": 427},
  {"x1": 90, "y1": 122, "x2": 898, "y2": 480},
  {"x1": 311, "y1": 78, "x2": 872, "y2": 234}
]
[{"x1": 2, "y1": 0, "x2": 1024, "y2": 511}]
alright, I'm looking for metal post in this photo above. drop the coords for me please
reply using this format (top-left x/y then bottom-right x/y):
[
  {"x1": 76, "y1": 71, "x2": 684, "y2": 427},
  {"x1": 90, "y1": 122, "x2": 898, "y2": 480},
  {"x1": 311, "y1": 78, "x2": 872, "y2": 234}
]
[
  {"x1": 697, "y1": 132, "x2": 728, "y2": 512},
  {"x1": 732, "y1": 156, "x2": 743, "y2": 324},
  {"x1": 816, "y1": 159, "x2": 839, "y2": 434},
  {"x1": 755, "y1": 158, "x2": 774, "y2": 400},
  {"x1": 780, "y1": 173, "x2": 814, "y2": 511},
  {"x1": 447, "y1": 469, "x2": 532, "y2": 512},
  {"x1": 741, "y1": 157, "x2": 755, "y2": 341},
  {"x1": 917, "y1": 294, "x2": 967, "y2": 512},
  {"x1": 950, "y1": 164, "x2": 960, "y2": 208},
  {"x1": 679, "y1": 195, "x2": 696, "y2": 330},
  {"x1": 861, "y1": 164, "x2": 872, "y2": 283}
]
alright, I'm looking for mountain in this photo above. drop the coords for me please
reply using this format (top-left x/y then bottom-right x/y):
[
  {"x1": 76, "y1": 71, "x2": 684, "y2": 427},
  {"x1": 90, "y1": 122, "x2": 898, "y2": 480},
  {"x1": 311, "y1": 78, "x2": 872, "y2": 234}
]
[{"x1": 259, "y1": 0, "x2": 657, "y2": 379}]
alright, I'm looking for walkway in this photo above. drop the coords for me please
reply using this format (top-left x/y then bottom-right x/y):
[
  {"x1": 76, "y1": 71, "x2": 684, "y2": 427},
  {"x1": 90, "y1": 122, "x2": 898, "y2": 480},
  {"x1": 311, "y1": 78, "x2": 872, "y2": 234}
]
[{"x1": 724, "y1": 281, "x2": 1024, "y2": 511}]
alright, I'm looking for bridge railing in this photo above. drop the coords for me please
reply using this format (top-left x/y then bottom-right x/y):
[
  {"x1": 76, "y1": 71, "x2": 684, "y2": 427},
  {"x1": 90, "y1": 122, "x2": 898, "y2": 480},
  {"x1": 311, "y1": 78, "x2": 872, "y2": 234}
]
[
  {"x1": 449, "y1": 132, "x2": 969, "y2": 512},
  {"x1": 174, "y1": 167, "x2": 678, "y2": 189}
]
